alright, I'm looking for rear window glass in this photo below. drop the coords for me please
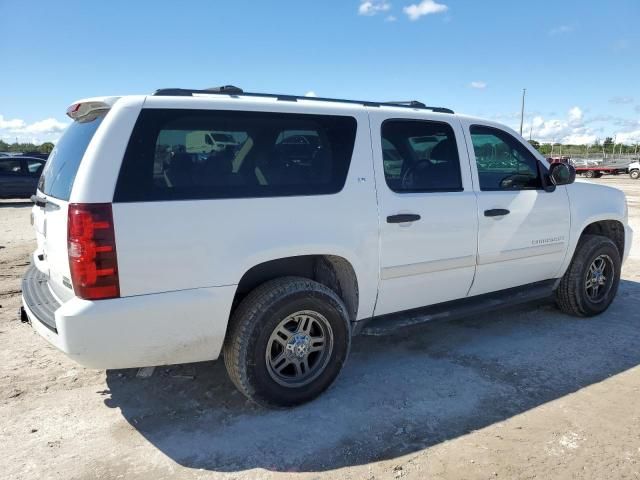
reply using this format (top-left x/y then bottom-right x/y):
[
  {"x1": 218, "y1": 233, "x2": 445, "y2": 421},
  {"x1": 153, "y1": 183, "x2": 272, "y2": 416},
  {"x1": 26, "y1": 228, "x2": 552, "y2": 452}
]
[
  {"x1": 38, "y1": 113, "x2": 105, "y2": 200},
  {"x1": 114, "y1": 109, "x2": 357, "y2": 202}
]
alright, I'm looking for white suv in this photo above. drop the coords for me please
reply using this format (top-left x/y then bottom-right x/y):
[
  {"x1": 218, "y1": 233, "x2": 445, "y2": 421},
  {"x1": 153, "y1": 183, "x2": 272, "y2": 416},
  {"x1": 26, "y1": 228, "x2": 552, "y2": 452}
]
[{"x1": 21, "y1": 86, "x2": 633, "y2": 407}]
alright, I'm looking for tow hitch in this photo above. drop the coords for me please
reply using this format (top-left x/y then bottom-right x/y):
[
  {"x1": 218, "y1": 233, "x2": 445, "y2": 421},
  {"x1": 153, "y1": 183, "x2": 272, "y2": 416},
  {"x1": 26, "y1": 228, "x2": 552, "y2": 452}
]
[{"x1": 19, "y1": 306, "x2": 30, "y2": 325}]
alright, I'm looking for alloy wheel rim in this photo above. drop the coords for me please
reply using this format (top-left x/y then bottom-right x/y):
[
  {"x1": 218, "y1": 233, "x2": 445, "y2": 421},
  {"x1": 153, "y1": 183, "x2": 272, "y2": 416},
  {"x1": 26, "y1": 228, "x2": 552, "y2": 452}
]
[
  {"x1": 584, "y1": 254, "x2": 614, "y2": 303},
  {"x1": 265, "y1": 310, "x2": 334, "y2": 388}
]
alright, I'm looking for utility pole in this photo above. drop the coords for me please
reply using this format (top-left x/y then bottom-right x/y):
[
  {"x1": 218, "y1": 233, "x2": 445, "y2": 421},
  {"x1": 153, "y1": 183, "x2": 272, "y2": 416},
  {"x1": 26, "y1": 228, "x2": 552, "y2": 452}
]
[{"x1": 519, "y1": 88, "x2": 526, "y2": 136}]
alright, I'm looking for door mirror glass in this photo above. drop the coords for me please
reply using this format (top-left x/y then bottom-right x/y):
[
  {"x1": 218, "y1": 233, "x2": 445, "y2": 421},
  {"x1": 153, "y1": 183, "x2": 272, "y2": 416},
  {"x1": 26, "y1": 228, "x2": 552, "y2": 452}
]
[{"x1": 548, "y1": 162, "x2": 576, "y2": 186}]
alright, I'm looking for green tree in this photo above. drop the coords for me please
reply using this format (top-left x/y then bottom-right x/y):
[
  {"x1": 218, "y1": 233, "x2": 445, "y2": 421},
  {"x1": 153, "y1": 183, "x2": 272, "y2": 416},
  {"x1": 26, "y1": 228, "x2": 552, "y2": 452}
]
[{"x1": 38, "y1": 142, "x2": 54, "y2": 154}]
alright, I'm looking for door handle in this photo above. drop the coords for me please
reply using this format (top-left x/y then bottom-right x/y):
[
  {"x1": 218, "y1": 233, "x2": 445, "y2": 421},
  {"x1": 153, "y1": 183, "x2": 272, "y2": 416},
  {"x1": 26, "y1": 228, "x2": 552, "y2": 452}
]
[
  {"x1": 484, "y1": 208, "x2": 510, "y2": 217},
  {"x1": 387, "y1": 213, "x2": 421, "y2": 223}
]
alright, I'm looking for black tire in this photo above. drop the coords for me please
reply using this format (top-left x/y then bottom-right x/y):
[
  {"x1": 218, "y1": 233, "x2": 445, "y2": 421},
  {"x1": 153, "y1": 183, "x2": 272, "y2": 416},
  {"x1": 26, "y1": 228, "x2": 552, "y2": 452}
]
[
  {"x1": 556, "y1": 235, "x2": 621, "y2": 317},
  {"x1": 630, "y1": 169, "x2": 640, "y2": 180},
  {"x1": 223, "y1": 277, "x2": 351, "y2": 408},
  {"x1": 583, "y1": 170, "x2": 594, "y2": 178}
]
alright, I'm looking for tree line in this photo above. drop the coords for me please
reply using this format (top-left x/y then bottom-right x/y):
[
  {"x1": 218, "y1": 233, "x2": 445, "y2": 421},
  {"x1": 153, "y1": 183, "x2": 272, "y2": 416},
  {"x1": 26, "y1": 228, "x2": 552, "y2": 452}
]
[
  {"x1": 0, "y1": 140, "x2": 55, "y2": 154},
  {"x1": 528, "y1": 137, "x2": 639, "y2": 156}
]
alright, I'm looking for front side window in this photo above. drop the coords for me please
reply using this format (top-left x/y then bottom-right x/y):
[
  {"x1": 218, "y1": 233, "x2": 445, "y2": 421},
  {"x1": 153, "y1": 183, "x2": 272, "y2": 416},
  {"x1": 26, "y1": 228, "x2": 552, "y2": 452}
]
[
  {"x1": 470, "y1": 125, "x2": 542, "y2": 191},
  {"x1": 381, "y1": 120, "x2": 462, "y2": 193},
  {"x1": 115, "y1": 109, "x2": 357, "y2": 202}
]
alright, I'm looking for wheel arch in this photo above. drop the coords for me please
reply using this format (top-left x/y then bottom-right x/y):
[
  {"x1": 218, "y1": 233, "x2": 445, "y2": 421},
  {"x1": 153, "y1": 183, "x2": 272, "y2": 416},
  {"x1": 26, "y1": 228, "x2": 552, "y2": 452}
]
[
  {"x1": 580, "y1": 220, "x2": 625, "y2": 257},
  {"x1": 232, "y1": 254, "x2": 360, "y2": 323}
]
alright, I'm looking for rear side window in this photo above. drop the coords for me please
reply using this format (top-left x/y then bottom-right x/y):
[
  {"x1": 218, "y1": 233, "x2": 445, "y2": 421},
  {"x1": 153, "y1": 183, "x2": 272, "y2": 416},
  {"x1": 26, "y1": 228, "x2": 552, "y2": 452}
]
[
  {"x1": 114, "y1": 109, "x2": 357, "y2": 202},
  {"x1": 381, "y1": 120, "x2": 462, "y2": 192},
  {"x1": 0, "y1": 158, "x2": 22, "y2": 175},
  {"x1": 38, "y1": 114, "x2": 105, "y2": 200}
]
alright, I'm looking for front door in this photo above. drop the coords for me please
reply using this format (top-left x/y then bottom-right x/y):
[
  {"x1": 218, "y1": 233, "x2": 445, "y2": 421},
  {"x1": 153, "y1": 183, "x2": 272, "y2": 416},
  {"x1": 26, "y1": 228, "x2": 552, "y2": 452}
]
[
  {"x1": 370, "y1": 112, "x2": 478, "y2": 316},
  {"x1": 462, "y1": 122, "x2": 570, "y2": 296}
]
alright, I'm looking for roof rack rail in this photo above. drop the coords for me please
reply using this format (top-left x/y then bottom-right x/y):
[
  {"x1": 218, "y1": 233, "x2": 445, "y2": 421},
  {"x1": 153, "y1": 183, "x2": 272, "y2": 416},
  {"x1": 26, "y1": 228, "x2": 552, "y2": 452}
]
[{"x1": 152, "y1": 86, "x2": 454, "y2": 114}]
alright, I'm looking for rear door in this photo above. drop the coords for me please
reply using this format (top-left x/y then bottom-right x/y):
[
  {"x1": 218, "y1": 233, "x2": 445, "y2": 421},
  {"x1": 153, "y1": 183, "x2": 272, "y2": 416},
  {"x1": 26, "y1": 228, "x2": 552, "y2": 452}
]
[
  {"x1": 32, "y1": 113, "x2": 106, "y2": 300},
  {"x1": 369, "y1": 111, "x2": 478, "y2": 316},
  {"x1": 462, "y1": 122, "x2": 570, "y2": 296}
]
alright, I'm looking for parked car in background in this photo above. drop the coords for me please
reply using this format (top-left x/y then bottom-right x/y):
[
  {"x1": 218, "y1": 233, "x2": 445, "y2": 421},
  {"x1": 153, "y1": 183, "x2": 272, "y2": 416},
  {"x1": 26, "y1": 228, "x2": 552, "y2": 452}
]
[
  {"x1": 629, "y1": 161, "x2": 639, "y2": 179},
  {"x1": 0, "y1": 156, "x2": 46, "y2": 198}
]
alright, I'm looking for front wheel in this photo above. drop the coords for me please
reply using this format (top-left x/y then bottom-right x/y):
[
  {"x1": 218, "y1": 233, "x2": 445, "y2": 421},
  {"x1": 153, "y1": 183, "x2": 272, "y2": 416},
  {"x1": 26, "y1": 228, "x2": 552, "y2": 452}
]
[
  {"x1": 583, "y1": 170, "x2": 595, "y2": 178},
  {"x1": 630, "y1": 169, "x2": 640, "y2": 180},
  {"x1": 223, "y1": 277, "x2": 351, "y2": 408},
  {"x1": 556, "y1": 235, "x2": 621, "y2": 317}
]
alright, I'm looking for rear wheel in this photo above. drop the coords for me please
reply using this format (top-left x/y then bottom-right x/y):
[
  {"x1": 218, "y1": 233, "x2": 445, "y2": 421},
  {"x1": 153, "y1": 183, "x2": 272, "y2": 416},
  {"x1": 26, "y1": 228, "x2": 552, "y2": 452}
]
[
  {"x1": 556, "y1": 235, "x2": 621, "y2": 317},
  {"x1": 630, "y1": 169, "x2": 640, "y2": 180},
  {"x1": 223, "y1": 277, "x2": 351, "y2": 408}
]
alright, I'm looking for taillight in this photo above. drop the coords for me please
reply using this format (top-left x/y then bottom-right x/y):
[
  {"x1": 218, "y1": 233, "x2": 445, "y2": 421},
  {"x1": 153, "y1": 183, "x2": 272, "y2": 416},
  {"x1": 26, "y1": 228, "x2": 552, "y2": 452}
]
[{"x1": 67, "y1": 203, "x2": 120, "y2": 300}]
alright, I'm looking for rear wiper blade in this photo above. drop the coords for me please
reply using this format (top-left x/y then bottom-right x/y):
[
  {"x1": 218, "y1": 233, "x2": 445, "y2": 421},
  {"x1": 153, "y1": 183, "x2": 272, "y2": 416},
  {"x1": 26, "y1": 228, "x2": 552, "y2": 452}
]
[{"x1": 30, "y1": 195, "x2": 47, "y2": 208}]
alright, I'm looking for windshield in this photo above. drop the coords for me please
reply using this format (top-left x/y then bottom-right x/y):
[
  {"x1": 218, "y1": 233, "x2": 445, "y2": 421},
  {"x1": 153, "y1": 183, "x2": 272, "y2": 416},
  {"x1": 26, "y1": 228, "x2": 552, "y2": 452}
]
[{"x1": 38, "y1": 113, "x2": 105, "y2": 200}]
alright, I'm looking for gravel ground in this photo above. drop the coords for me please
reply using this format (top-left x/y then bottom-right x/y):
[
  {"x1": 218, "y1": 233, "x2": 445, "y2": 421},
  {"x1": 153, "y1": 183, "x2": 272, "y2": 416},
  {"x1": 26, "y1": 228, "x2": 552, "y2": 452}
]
[{"x1": 1, "y1": 177, "x2": 639, "y2": 480}]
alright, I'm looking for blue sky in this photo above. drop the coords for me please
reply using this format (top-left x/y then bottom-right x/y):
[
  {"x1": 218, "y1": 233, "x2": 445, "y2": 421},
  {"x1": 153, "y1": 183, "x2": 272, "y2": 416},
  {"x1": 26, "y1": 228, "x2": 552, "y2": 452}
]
[{"x1": 1, "y1": 0, "x2": 639, "y2": 145}]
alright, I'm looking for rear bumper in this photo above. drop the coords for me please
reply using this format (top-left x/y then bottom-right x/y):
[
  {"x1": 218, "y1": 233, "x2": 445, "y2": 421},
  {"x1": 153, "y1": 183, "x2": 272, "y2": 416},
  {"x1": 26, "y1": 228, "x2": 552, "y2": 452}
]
[{"x1": 21, "y1": 266, "x2": 236, "y2": 369}]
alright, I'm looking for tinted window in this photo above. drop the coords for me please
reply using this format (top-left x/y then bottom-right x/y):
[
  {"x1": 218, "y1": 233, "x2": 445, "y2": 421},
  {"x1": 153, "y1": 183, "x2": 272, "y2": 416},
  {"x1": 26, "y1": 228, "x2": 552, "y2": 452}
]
[
  {"x1": 381, "y1": 120, "x2": 462, "y2": 192},
  {"x1": 38, "y1": 113, "x2": 105, "y2": 200},
  {"x1": 0, "y1": 159, "x2": 22, "y2": 175},
  {"x1": 470, "y1": 125, "x2": 542, "y2": 191},
  {"x1": 115, "y1": 109, "x2": 357, "y2": 202}
]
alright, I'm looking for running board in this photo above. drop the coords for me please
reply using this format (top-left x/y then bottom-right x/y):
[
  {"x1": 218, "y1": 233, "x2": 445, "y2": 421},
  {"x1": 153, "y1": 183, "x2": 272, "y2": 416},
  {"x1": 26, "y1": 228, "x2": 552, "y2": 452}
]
[{"x1": 356, "y1": 280, "x2": 557, "y2": 336}]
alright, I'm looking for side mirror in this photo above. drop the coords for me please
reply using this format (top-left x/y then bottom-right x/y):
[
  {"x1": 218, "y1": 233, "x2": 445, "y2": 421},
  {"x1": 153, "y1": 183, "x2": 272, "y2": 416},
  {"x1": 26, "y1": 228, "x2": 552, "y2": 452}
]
[{"x1": 548, "y1": 162, "x2": 576, "y2": 186}]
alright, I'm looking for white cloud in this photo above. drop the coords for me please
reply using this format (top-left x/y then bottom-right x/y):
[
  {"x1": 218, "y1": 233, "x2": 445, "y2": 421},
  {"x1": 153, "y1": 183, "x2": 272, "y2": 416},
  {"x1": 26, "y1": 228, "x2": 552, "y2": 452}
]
[
  {"x1": 0, "y1": 114, "x2": 68, "y2": 144},
  {"x1": 616, "y1": 129, "x2": 640, "y2": 144},
  {"x1": 568, "y1": 106, "x2": 583, "y2": 125},
  {"x1": 403, "y1": 0, "x2": 448, "y2": 21},
  {"x1": 549, "y1": 25, "x2": 573, "y2": 36},
  {"x1": 304, "y1": 91, "x2": 317, "y2": 97},
  {"x1": 358, "y1": 0, "x2": 391, "y2": 16},
  {"x1": 385, "y1": 15, "x2": 397, "y2": 22},
  {"x1": 519, "y1": 107, "x2": 597, "y2": 145},
  {"x1": 609, "y1": 96, "x2": 634, "y2": 105},
  {"x1": 612, "y1": 39, "x2": 629, "y2": 52},
  {"x1": 470, "y1": 81, "x2": 487, "y2": 89},
  {"x1": 0, "y1": 115, "x2": 27, "y2": 130}
]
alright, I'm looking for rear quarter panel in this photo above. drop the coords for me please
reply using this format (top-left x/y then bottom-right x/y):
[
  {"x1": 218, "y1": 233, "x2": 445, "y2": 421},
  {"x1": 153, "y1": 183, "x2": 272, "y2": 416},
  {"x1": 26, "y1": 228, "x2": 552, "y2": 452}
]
[{"x1": 111, "y1": 99, "x2": 380, "y2": 320}]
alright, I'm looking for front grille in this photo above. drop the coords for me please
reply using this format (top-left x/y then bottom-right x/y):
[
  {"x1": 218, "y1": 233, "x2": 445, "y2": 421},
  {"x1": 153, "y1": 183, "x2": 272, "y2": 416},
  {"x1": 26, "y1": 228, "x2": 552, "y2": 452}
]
[{"x1": 22, "y1": 265, "x2": 60, "y2": 333}]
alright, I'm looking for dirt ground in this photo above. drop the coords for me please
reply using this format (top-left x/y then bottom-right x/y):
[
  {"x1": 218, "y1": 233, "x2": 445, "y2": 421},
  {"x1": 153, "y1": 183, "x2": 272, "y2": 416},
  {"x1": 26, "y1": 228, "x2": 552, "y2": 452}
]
[{"x1": 1, "y1": 178, "x2": 639, "y2": 480}]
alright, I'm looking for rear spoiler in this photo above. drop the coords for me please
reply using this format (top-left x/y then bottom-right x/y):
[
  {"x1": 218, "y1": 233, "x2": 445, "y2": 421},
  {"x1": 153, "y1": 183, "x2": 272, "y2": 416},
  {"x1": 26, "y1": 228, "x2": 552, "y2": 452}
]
[{"x1": 66, "y1": 96, "x2": 121, "y2": 121}]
